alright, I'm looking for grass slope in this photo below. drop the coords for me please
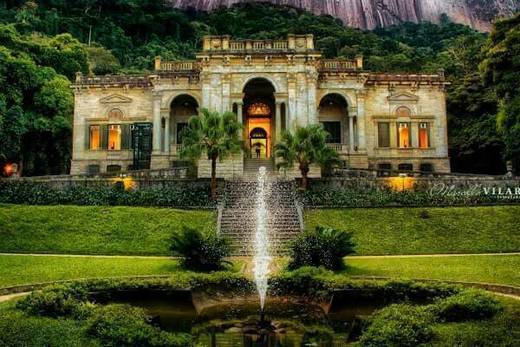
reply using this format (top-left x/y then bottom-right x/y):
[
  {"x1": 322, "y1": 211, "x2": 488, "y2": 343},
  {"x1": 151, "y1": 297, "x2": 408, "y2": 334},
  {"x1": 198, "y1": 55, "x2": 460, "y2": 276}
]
[
  {"x1": 0, "y1": 254, "x2": 517, "y2": 288},
  {"x1": 305, "y1": 206, "x2": 520, "y2": 255},
  {"x1": 0, "y1": 204, "x2": 215, "y2": 256},
  {"x1": 345, "y1": 255, "x2": 520, "y2": 287}
]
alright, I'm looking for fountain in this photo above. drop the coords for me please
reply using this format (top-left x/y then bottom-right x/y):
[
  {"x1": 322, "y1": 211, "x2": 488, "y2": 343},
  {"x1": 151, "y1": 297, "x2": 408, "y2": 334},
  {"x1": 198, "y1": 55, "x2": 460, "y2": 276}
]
[{"x1": 253, "y1": 166, "x2": 272, "y2": 313}]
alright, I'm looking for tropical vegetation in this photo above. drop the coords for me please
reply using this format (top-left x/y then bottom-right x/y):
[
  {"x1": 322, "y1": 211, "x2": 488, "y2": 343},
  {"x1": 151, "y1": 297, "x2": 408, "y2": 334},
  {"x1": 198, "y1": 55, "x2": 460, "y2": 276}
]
[
  {"x1": 170, "y1": 226, "x2": 231, "y2": 271},
  {"x1": 179, "y1": 108, "x2": 242, "y2": 198},
  {"x1": 275, "y1": 124, "x2": 339, "y2": 189},
  {"x1": 288, "y1": 226, "x2": 355, "y2": 270}
]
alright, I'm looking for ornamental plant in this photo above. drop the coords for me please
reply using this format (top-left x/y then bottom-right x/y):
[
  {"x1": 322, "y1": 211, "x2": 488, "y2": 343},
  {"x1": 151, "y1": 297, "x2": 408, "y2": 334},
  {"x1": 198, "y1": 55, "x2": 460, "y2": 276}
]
[
  {"x1": 288, "y1": 226, "x2": 356, "y2": 270},
  {"x1": 170, "y1": 227, "x2": 231, "y2": 271}
]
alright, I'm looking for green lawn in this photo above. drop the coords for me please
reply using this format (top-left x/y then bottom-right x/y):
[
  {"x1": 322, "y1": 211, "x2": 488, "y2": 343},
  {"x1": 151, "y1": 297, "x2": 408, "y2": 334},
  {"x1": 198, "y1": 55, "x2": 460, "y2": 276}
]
[
  {"x1": 305, "y1": 206, "x2": 520, "y2": 255},
  {"x1": 0, "y1": 255, "x2": 180, "y2": 288},
  {"x1": 0, "y1": 254, "x2": 518, "y2": 289},
  {"x1": 345, "y1": 255, "x2": 520, "y2": 287},
  {"x1": 0, "y1": 204, "x2": 215, "y2": 256}
]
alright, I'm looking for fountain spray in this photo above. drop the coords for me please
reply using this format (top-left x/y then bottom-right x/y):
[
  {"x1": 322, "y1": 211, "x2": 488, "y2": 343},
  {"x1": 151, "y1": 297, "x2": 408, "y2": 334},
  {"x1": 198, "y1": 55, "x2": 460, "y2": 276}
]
[{"x1": 253, "y1": 166, "x2": 272, "y2": 314}]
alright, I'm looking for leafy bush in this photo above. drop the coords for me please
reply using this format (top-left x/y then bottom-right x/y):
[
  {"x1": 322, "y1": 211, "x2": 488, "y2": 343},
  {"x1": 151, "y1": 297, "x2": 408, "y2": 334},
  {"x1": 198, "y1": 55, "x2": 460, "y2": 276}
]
[
  {"x1": 170, "y1": 227, "x2": 231, "y2": 271},
  {"x1": 0, "y1": 310, "x2": 93, "y2": 347},
  {"x1": 288, "y1": 226, "x2": 355, "y2": 270},
  {"x1": 432, "y1": 290, "x2": 503, "y2": 322},
  {"x1": 358, "y1": 304, "x2": 434, "y2": 347},
  {"x1": 87, "y1": 304, "x2": 190, "y2": 347},
  {"x1": 17, "y1": 285, "x2": 89, "y2": 318},
  {"x1": 0, "y1": 180, "x2": 215, "y2": 207}
]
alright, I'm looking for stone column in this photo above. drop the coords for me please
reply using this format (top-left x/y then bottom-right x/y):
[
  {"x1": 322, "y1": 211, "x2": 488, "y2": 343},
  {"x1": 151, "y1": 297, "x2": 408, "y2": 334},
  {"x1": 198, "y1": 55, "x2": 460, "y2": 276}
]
[
  {"x1": 287, "y1": 73, "x2": 297, "y2": 131},
  {"x1": 349, "y1": 115, "x2": 355, "y2": 151},
  {"x1": 164, "y1": 115, "x2": 170, "y2": 153},
  {"x1": 275, "y1": 101, "x2": 282, "y2": 143},
  {"x1": 355, "y1": 90, "x2": 367, "y2": 151},
  {"x1": 411, "y1": 122, "x2": 419, "y2": 148},
  {"x1": 306, "y1": 72, "x2": 318, "y2": 125},
  {"x1": 237, "y1": 101, "x2": 243, "y2": 124},
  {"x1": 152, "y1": 93, "x2": 162, "y2": 154}
]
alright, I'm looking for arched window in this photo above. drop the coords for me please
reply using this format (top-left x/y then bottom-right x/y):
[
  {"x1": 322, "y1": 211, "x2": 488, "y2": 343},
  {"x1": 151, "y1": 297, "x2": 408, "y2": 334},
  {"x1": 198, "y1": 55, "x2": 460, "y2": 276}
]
[
  {"x1": 395, "y1": 106, "x2": 412, "y2": 117},
  {"x1": 108, "y1": 108, "x2": 124, "y2": 120}
]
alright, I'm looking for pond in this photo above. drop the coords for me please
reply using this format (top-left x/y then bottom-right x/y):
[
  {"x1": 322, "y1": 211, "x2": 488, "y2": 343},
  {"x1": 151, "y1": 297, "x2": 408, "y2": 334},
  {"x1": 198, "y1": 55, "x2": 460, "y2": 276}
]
[{"x1": 106, "y1": 290, "x2": 383, "y2": 347}]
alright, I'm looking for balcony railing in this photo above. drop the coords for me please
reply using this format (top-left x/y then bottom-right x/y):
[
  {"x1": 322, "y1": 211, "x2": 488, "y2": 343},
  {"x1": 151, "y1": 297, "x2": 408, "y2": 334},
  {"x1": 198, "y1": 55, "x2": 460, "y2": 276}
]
[
  {"x1": 155, "y1": 58, "x2": 199, "y2": 72},
  {"x1": 320, "y1": 59, "x2": 360, "y2": 72},
  {"x1": 326, "y1": 143, "x2": 350, "y2": 153}
]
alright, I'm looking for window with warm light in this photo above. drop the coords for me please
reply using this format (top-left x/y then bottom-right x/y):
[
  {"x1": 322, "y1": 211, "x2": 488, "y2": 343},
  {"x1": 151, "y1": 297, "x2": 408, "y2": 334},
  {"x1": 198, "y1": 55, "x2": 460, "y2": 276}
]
[
  {"x1": 89, "y1": 125, "x2": 100, "y2": 150},
  {"x1": 378, "y1": 122, "x2": 390, "y2": 148},
  {"x1": 398, "y1": 122, "x2": 411, "y2": 148},
  {"x1": 108, "y1": 124, "x2": 121, "y2": 151},
  {"x1": 419, "y1": 122, "x2": 430, "y2": 148}
]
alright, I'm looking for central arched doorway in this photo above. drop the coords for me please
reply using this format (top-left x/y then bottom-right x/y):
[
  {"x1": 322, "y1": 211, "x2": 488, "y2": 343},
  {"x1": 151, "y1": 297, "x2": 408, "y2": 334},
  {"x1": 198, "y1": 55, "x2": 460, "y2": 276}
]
[{"x1": 242, "y1": 78, "x2": 275, "y2": 158}]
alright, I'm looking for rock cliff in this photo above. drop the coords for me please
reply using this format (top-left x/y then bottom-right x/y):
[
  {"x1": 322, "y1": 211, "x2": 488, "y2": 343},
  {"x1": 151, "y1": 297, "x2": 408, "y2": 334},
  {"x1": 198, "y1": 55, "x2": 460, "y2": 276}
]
[{"x1": 169, "y1": 0, "x2": 519, "y2": 31}]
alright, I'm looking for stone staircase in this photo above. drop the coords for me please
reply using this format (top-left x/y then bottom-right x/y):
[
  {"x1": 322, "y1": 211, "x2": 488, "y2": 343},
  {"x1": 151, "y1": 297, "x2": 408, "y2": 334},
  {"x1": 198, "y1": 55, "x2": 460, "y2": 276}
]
[
  {"x1": 219, "y1": 176, "x2": 303, "y2": 256},
  {"x1": 243, "y1": 158, "x2": 274, "y2": 177}
]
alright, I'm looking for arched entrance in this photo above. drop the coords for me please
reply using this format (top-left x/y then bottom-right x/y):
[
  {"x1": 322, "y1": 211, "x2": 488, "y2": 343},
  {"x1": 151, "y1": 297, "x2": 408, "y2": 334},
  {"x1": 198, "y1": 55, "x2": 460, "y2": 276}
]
[
  {"x1": 243, "y1": 78, "x2": 275, "y2": 158},
  {"x1": 170, "y1": 94, "x2": 199, "y2": 154},
  {"x1": 318, "y1": 93, "x2": 349, "y2": 146}
]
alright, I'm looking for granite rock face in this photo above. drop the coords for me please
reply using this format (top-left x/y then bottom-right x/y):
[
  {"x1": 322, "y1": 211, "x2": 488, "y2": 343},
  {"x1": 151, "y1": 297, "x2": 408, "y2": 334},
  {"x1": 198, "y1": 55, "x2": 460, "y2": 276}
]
[{"x1": 169, "y1": 0, "x2": 519, "y2": 31}]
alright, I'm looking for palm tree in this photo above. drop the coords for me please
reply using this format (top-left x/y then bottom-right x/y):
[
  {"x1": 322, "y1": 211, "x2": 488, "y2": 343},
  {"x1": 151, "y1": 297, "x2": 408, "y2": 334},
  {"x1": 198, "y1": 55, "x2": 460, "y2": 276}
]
[
  {"x1": 180, "y1": 108, "x2": 242, "y2": 199},
  {"x1": 275, "y1": 124, "x2": 340, "y2": 190}
]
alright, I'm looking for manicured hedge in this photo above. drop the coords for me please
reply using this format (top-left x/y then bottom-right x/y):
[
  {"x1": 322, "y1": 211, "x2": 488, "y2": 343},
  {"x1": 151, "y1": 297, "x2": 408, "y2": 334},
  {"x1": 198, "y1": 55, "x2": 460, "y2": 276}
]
[
  {"x1": 300, "y1": 185, "x2": 515, "y2": 208},
  {"x1": 0, "y1": 180, "x2": 215, "y2": 207}
]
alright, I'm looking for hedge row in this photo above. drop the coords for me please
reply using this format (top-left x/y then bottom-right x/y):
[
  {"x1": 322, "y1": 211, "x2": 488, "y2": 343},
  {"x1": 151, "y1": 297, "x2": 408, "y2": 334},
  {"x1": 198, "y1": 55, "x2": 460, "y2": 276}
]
[
  {"x1": 0, "y1": 180, "x2": 215, "y2": 208},
  {"x1": 299, "y1": 185, "x2": 516, "y2": 207}
]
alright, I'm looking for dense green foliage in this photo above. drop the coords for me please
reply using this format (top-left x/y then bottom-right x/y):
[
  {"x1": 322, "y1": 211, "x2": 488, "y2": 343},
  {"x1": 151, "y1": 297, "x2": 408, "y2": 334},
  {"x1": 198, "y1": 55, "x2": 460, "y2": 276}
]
[
  {"x1": 86, "y1": 304, "x2": 190, "y2": 347},
  {"x1": 0, "y1": 180, "x2": 215, "y2": 207},
  {"x1": 170, "y1": 226, "x2": 231, "y2": 271},
  {"x1": 180, "y1": 108, "x2": 242, "y2": 198},
  {"x1": 288, "y1": 226, "x2": 355, "y2": 270},
  {"x1": 432, "y1": 290, "x2": 503, "y2": 322},
  {"x1": 275, "y1": 125, "x2": 339, "y2": 189},
  {"x1": 0, "y1": 2, "x2": 516, "y2": 175},
  {"x1": 358, "y1": 304, "x2": 434, "y2": 347},
  {"x1": 305, "y1": 206, "x2": 520, "y2": 255},
  {"x1": 480, "y1": 13, "x2": 520, "y2": 172}
]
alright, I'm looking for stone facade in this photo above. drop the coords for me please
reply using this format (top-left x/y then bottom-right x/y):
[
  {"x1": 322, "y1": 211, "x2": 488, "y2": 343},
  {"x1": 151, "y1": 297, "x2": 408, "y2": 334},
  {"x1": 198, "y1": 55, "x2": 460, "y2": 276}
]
[{"x1": 71, "y1": 34, "x2": 450, "y2": 177}]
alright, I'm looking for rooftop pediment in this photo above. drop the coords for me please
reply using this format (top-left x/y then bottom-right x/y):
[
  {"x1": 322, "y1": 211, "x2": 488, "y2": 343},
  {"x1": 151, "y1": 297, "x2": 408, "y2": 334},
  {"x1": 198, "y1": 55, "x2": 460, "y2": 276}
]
[
  {"x1": 99, "y1": 94, "x2": 133, "y2": 104},
  {"x1": 387, "y1": 91, "x2": 419, "y2": 102}
]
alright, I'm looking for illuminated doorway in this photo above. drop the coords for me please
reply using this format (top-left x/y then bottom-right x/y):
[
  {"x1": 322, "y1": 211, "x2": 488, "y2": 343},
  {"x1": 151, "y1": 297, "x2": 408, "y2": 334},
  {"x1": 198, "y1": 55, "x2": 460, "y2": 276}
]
[{"x1": 250, "y1": 127, "x2": 268, "y2": 158}]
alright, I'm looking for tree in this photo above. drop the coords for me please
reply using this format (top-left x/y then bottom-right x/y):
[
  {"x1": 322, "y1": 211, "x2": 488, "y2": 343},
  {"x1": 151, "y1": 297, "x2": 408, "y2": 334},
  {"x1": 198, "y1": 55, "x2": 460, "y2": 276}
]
[
  {"x1": 480, "y1": 13, "x2": 520, "y2": 173},
  {"x1": 180, "y1": 108, "x2": 242, "y2": 199},
  {"x1": 275, "y1": 124, "x2": 340, "y2": 190}
]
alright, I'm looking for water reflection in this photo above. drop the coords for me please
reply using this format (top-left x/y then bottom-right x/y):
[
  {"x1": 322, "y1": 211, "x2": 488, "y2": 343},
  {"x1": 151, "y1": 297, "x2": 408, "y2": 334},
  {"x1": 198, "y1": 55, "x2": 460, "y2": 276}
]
[{"x1": 111, "y1": 296, "x2": 379, "y2": 347}]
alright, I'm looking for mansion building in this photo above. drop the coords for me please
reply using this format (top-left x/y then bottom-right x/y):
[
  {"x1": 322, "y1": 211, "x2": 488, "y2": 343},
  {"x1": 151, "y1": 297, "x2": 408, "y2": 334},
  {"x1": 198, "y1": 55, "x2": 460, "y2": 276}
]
[{"x1": 71, "y1": 34, "x2": 450, "y2": 177}]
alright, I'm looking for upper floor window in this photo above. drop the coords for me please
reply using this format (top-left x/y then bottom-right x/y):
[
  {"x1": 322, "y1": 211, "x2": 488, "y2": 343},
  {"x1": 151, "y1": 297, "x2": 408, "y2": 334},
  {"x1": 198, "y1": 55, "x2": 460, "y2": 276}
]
[
  {"x1": 108, "y1": 124, "x2": 121, "y2": 151},
  {"x1": 378, "y1": 122, "x2": 390, "y2": 148},
  {"x1": 398, "y1": 122, "x2": 411, "y2": 148},
  {"x1": 395, "y1": 106, "x2": 412, "y2": 117},
  {"x1": 419, "y1": 122, "x2": 430, "y2": 148},
  {"x1": 89, "y1": 125, "x2": 100, "y2": 150}
]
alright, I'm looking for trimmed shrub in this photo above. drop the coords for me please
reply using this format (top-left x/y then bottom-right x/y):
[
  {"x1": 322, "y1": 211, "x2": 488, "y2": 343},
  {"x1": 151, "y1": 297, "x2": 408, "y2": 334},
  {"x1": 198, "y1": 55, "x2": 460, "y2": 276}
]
[
  {"x1": 432, "y1": 290, "x2": 503, "y2": 322},
  {"x1": 0, "y1": 180, "x2": 215, "y2": 207},
  {"x1": 358, "y1": 304, "x2": 434, "y2": 347},
  {"x1": 87, "y1": 304, "x2": 190, "y2": 347},
  {"x1": 288, "y1": 226, "x2": 355, "y2": 270},
  {"x1": 170, "y1": 227, "x2": 231, "y2": 271}
]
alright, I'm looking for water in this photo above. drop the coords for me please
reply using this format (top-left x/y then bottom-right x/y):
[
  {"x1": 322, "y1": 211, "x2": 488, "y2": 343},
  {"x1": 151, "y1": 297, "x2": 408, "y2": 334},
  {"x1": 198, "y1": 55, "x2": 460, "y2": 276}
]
[{"x1": 253, "y1": 166, "x2": 271, "y2": 310}]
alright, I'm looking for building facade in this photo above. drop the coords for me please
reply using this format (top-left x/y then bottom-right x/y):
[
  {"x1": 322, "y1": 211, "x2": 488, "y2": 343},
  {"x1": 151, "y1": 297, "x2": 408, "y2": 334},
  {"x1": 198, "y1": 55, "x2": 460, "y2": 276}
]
[{"x1": 71, "y1": 34, "x2": 450, "y2": 177}]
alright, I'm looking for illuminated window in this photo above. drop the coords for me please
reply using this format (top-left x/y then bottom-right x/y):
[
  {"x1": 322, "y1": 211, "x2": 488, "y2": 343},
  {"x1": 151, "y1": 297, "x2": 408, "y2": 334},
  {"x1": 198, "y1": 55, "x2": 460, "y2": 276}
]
[
  {"x1": 108, "y1": 124, "x2": 121, "y2": 151},
  {"x1": 247, "y1": 102, "x2": 271, "y2": 116},
  {"x1": 378, "y1": 122, "x2": 390, "y2": 148},
  {"x1": 398, "y1": 122, "x2": 411, "y2": 148},
  {"x1": 89, "y1": 125, "x2": 100, "y2": 150},
  {"x1": 419, "y1": 122, "x2": 430, "y2": 148},
  {"x1": 396, "y1": 106, "x2": 412, "y2": 117}
]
